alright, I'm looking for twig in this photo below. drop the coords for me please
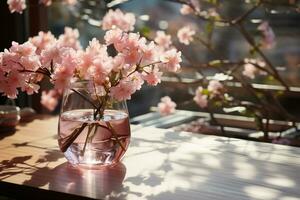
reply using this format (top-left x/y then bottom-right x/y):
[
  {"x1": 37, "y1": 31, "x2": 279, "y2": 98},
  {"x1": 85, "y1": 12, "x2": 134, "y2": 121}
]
[
  {"x1": 235, "y1": 23, "x2": 290, "y2": 91},
  {"x1": 59, "y1": 122, "x2": 88, "y2": 152},
  {"x1": 105, "y1": 122, "x2": 126, "y2": 152},
  {"x1": 71, "y1": 88, "x2": 98, "y2": 110}
]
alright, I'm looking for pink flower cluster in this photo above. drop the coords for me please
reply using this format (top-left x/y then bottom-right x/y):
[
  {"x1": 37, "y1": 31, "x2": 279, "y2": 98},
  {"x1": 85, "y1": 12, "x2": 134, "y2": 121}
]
[
  {"x1": 0, "y1": 27, "x2": 81, "y2": 107},
  {"x1": 7, "y1": 0, "x2": 77, "y2": 14},
  {"x1": 242, "y1": 58, "x2": 265, "y2": 79},
  {"x1": 0, "y1": 41, "x2": 41, "y2": 99},
  {"x1": 154, "y1": 31, "x2": 172, "y2": 49},
  {"x1": 1, "y1": 8, "x2": 182, "y2": 110},
  {"x1": 180, "y1": 0, "x2": 201, "y2": 15},
  {"x1": 193, "y1": 87, "x2": 208, "y2": 108},
  {"x1": 102, "y1": 9, "x2": 136, "y2": 32},
  {"x1": 258, "y1": 21, "x2": 276, "y2": 49},
  {"x1": 41, "y1": 89, "x2": 59, "y2": 111},
  {"x1": 177, "y1": 26, "x2": 196, "y2": 45},
  {"x1": 243, "y1": 63, "x2": 257, "y2": 79},
  {"x1": 158, "y1": 96, "x2": 177, "y2": 116},
  {"x1": 193, "y1": 80, "x2": 224, "y2": 109},
  {"x1": 7, "y1": 0, "x2": 26, "y2": 14},
  {"x1": 102, "y1": 28, "x2": 181, "y2": 100}
]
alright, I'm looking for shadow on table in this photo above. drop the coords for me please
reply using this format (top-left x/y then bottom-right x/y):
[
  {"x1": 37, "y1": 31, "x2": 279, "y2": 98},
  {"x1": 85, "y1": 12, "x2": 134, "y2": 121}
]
[
  {"x1": 122, "y1": 130, "x2": 300, "y2": 200},
  {"x1": 0, "y1": 115, "x2": 54, "y2": 141},
  {"x1": 0, "y1": 147, "x2": 127, "y2": 199},
  {"x1": 0, "y1": 129, "x2": 16, "y2": 141}
]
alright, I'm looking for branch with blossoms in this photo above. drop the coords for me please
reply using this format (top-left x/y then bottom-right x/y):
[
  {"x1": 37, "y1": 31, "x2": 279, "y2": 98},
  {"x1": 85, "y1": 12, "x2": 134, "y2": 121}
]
[
  {"x1": 7, "y1": 0, "x2": 77, "y2": 14},
  {"x1": 132, "y1": 0, "x2": 299, "y2": 138},
  {"x1": 0, "y1": 9, "x2": 182, "y2": 154}
]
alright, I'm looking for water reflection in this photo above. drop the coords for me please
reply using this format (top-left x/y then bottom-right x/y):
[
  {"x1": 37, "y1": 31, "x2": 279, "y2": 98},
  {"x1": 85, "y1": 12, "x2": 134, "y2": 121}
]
[{"x1": 49, "y1": 162, "x2": 126, "y2": 199}]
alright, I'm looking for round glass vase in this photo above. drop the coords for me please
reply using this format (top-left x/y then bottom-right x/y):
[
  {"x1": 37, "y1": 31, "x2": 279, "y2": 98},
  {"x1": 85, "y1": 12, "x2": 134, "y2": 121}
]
[{"x1": 58, "y1": 81, "x2": 131, "y2": 168}]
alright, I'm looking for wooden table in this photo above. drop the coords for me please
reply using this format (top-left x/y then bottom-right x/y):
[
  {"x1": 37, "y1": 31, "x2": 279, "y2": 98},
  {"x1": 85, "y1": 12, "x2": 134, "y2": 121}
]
[{"x1": 0, "y1": 117, "x2": 300, "y2": 200}]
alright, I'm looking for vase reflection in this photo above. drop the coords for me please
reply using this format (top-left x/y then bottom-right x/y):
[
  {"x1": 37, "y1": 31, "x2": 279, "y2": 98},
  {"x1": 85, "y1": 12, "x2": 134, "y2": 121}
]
[{"x1": 49, "y1": 162, "x2": 126, "y2": 198}]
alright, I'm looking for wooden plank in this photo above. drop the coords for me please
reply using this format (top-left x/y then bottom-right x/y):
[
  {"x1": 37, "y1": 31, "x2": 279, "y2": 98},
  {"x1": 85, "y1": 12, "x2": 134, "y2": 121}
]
[{"x1": 0, "y1": 117, "x2": 299, "y2": 200}]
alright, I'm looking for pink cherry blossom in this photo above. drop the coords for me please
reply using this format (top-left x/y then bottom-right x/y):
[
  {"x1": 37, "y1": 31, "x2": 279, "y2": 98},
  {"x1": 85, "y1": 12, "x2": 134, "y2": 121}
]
[
  {"x1": 104, "y1": 28, "x2": 123, "y2": 46},
  {"x1": 10, "y1": 41, "x2": 36, "y2": 57},
  {"x1": 110, "y1": 80, "x2": 136, "y2": 101},
  {"x1": 39, "y1": 0, "x2": 52, "y2": 6},
  {"x1": 193, "y1": 86, "x2": 208, "y2": 108},
  {"x1": 63, "y1": 0, "x2": 77, "y2": 5},
  {"x1": 41, "y1": 90, "x2": 59, "y2": 111},
  {"x1": 0, "y1": 72, "x2": 19, "y2": 99},
  {"x1": 102, "y1": 9, "x2": 136, "y2": 32},
  {"x1": 142, "y1": 67, "x2": 162, "y2": 86},
  {"x1": 126, "y1": 72, "x2": 144, "y2": 91},
  {"x1": 1, "y1": 49, "x2": 20, "y2": 72},
  {"x1": 158, "y1": 96, "x2": 176, "y2": 116},
  {"x1": 141, "y1": 41, "x2": 159, "y2": 65},
  {"x1": 58, "y1": 27, "x2": 81, "y2": 50},
  {"x1": 258, "y1": 21, "x2": 276, "y2": 49},
  {"x1": 40, "y1": 44, "x2": 61, "y2": 68},
  {"x1": 118, "y1": 33, "x2": 144, "y2": 65},
  {"x1": 29, "y1": 31, "x2": 56, "y2": 54},
  {"x1": 7, "y1": 0, "x2": 26, "y2": 14},
  {"x1": 77, "y1": 38, "x2": 109, "y2": 78},
  {"x1": 180, "y1": 0, "x2": 200, "y2": 15},
  {"x1": 52, "y1": 48, "x2": 78, "y2": 90},
  {"x1": 243, "y1": 63, "x2": 257, "y2": 79},
  {"x1": 0, "y1": 81, "x2": 18, "y2": 99},
  {"x1": 208, "y1": 80, "x2": 223, "y2": 95},
  {"x1": 122, "y1": 50, "x2": 141, "y2": 65},
  {"x1": 112, "y1": 54, "x2": 126, "y2": 72},
  {"x1": 177, "y1": 26, "x2": 196, "y2": 45},
  {"x1": 154, "y1": 31, "x2": 172, "y2": 49},
  {"x1": 160, "y1": 49, "x2": 182, "y2": 72},
  {"x1": 20, "y1": 55, "x2": 41, "y2": 71},
  {"x1": 22, "y1": 83, "x2": 40, "y2": 95},
  {"x1": 3, "y1": 41, "x2": 41, "y2": 72},
  {"x1": 88, "y1": 58, "x2": 113, "y2": 85},
  {"x1": 126, "y1": 32, "x2": 142, "y2": 51}
]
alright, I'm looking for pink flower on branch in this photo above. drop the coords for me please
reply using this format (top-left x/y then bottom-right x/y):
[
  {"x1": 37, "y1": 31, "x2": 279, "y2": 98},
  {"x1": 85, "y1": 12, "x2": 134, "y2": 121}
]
[
  {"x1": 63, "y1": 0, "x2": 77, "y2": 6},
  {"x1": 102, "y1": 9, "x2": 136, "y2": 32},
  {"x1": 142, "y1": 67, "x2": 162, "y2": 86},
  {"x1": 160, "y1": 49, "x2": 182, "y2": 72},
  {"x1": 29, "y1": 31, "x2": 56, "y2": 54},
  {"x1": 154, "y1": 31, "x2": 172, "y2": 49},
  {"x1": 41, "y1": 90, "x2": 59, "y2": 111},
  {"x1": 208, "y1": 80, "x2": 223, "y2": 96},
  {"x1": 7, "y1": 0, "x2": 26, "y2": 14},
  {"x1": 110, "y1": 80, "x2": 136, "y2": 101},
  {"x1": 52, "y1": 48, "x2": 78, "y2": 90},
  {"x1": 193, "y1": 86, "x2": 208, "y2": 108},
  {"x1": 177, "y1": 26, "x2": 196, "y2": 45},
  {"x1": 0, "y1": 16, "x2": 182, "y2": 114},
  {"x1": 39, "y1": 0, "x2": 52, "y2": 6},
  {"x1": 58, "y1": 27, "x2": 82, "y2": 50},
  {"x1": 258, "y1": 21, "x2": 276, "y2": 49},
  {"x1": 243, "y1": 63, "x2": 258, "y2": 79},
  {"x1": 158, "y1": 96, "x2": 176, "y2": 116},
  {"x1": 180, "y1": 0, "x2": 200, "y2": 15}
]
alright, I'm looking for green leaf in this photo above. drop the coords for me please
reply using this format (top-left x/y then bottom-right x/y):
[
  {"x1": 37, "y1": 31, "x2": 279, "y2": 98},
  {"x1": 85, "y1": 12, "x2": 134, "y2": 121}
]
[
  {"x1": 202, "y1": 88, "x2": 210, "y2": 95},
  {"x1": 205, "y1": 22, "x2": 214, "y2": 35},
  {"x1": 139, "y1": 26, "x2": 151, "y2": 37},
  {"x1": 209, "y1": 60, "x2": 221, "y2": 67}
]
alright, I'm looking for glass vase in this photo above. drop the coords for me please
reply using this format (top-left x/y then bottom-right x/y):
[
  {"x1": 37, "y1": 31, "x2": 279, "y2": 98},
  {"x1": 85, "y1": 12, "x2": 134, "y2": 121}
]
[{"x1": 58, "y1": 81, "x2": 131, "y2": 168}]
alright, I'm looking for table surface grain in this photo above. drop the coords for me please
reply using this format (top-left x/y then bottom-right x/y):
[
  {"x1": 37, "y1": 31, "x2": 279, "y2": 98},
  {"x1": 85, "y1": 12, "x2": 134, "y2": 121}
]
[{"x1": 0, "y1": 116, "x2": 300, "y2": 200}]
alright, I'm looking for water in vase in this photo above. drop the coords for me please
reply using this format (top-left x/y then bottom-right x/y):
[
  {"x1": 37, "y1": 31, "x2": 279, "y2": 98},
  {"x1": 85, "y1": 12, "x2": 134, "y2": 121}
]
[{"x1": 58, "y1": 109, "x2": 130, "y2": 167}]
